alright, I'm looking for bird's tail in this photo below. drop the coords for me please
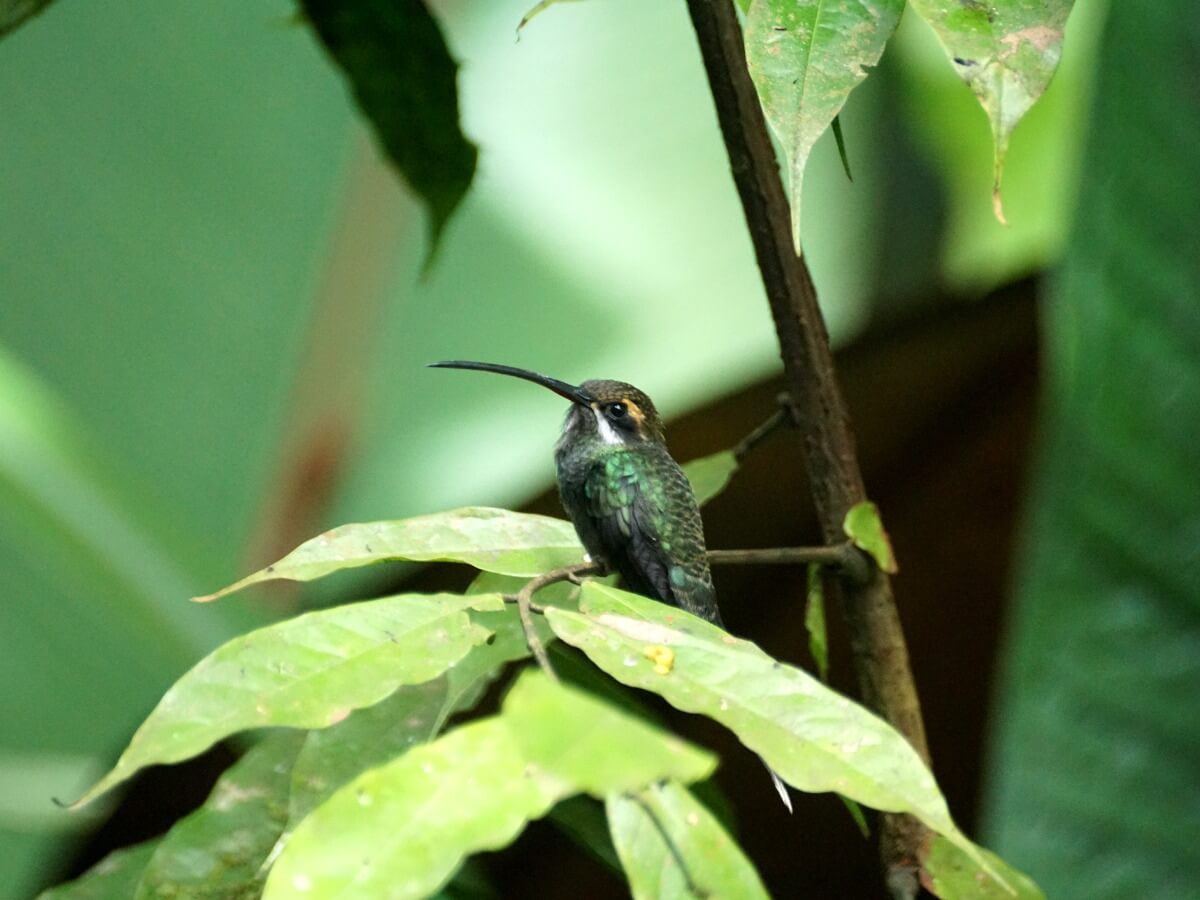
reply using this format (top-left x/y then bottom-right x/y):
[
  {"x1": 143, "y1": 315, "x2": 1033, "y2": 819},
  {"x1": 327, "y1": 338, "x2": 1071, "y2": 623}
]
[{"x1": 762, "y1": 758, "x2": 793, "y2": 813}]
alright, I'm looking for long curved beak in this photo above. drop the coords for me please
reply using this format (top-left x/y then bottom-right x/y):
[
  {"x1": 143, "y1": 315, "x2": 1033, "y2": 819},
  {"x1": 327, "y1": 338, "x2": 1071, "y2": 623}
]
[{"x1": 429, "y1": 360, "x2": 593, "y2": 406}]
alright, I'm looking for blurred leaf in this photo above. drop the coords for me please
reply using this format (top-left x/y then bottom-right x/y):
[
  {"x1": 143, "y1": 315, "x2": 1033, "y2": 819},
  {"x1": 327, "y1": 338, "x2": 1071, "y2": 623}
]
[
  {"x1": 744, "y1": 0, "x2": 903, "y2": 252},
  {"x1": 264, "y1": 671, "x2": 714, "y2": 899},
  {"x1": 299, "y1": 0, "x2": 477, "y2": 263},
  {"x1": 548, "y1": 583, "x2": 1000, "y2": 882},
  {"x1": 288, "y1": 678, "x2": 450, "y2": 830},
  {"x1": 36, "y1": 839, "x2": 159, "y2": 900},
  {"x1": 0, "y1": 0, "x2": 52, "y2": 38},
  {"x1": 75, "y1": 593, "x2": 497, "y2": 807},
  {"x1": 135, "y1": 733, "x2": 303, "y2": 899},
  {"x1": 607, "y1": 780, "x2": 768, "y2": 900},
  {"x1": 196, "y1": 508, "x2": 583, "y2": 601},
  {"x1": 923, "y1": 834, "x2": 1044, "y2": 900},
  {"x1": 905, "y1": 0, "x2": 1074, "y2": 218},
  {"x1": 682, "y1": 450, "x2": 738, "y2": 507},
  {"x1": 983, "y1": 3, "x2": 1200, "y2": 898},
  {"x1": 843, "y1": 500, "x2": 897, "y2": 573},
  {"x1": 804, "y1": 561, "x2": 829, "y2": 680},
  {"x1": 0, "y1": 347, "x2": 236, "y2": 661}
]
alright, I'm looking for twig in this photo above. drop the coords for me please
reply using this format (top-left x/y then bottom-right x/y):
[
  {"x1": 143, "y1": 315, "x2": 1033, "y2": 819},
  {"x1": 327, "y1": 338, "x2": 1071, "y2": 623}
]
[
  {"x1": 709, "y1": 544, "x2": 872, "y2": 586},
  {"x1": 505, "y1": 561, "x2": 602, "y2": 684},
  {"x1": 684, "y1": 2, "x2": 931, "y2": 895},
  {"x1": 707, "y1": 543, "x2": 853, "y2": 568},
  {"x1": 732, "y1": 393, "x2": 797, "y2": 462}
]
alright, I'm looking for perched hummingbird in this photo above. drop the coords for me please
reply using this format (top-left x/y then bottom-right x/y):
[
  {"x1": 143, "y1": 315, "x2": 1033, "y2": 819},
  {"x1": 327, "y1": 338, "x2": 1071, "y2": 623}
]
[
  {"x1": 429, "y1": 361, "x2": 720, "y2": 624},
  {"x1": 430, "y1": 360, "x2": 793, "y2": 811}
]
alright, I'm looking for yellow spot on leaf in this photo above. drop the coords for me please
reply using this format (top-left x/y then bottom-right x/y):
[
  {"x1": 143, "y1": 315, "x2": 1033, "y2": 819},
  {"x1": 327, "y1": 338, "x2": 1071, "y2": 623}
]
[{"x1": 642, "y1": 644, "x2": 675, "y2": 675}]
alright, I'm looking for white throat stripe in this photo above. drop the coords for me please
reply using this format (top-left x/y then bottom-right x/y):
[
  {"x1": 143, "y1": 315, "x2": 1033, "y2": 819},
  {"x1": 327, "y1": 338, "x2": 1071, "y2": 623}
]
[{"x1": 594, "y1": 408, "x2": 623, "y2": 445}]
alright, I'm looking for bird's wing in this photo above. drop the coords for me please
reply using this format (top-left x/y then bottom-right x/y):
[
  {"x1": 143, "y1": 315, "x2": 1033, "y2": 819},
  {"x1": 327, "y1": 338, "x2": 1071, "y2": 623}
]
[{"x1": 583, "y1": 450, "x2": 722, "y2": 624}]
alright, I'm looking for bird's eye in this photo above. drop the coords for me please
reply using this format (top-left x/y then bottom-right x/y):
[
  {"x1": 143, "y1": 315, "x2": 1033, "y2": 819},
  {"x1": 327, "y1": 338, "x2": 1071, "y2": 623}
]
[{"x1": 607, "y1": 402, "x2": 628, "y2": 419}]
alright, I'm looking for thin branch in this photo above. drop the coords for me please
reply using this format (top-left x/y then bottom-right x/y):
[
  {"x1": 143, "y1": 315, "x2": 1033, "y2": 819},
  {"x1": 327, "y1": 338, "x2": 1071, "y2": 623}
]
[
  {"x1": 708, "y1": 543, "x2": 849, "y2": 567},
  {"x1": 684, "y1": 2, "x2": 931, "y2": 895},
  {"x1": 505, "y1": 561, "x2": 602, "y2": 683},
  {"x1": 732, "y1": 393, "x2": 796, "y2": 462}
]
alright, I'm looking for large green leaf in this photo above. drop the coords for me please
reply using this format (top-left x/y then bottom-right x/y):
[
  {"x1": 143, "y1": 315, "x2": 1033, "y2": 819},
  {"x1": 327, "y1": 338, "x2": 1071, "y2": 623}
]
[
  {"x1": 681, "y1": 449, "x2": 738, "y2": 507},
  {"x1": 286, "y1": 599, "x2": 544, "y2": 833},
  {"x1": 744, "y1": 0, "x2": 904, "y2": 252},
  {"x1": 288, "y1": 678, "x2": 450, "y2": 830},
  {"x1": 501, "y1": 668, "x2": 715, "y2": 796},
  {"x1": 264, "y1": 671, "x2": 714, "y2": 899},
  {"x1": 547, "y1": 583, "x2": 997, "y2": 880},
  {"x1": 36, "y1": 839, "x2": 159, "y2": 900},
  {"x1": 923, "y1": 834, "x2": 1044, "y2": 900},
  {"x1": 607, "y1": 780, "x2": 768, "y2": 900},
  {"x1": 75, "y1": 593, "x2": 497, "y2": 807},
  {"x1": 299, "y1": 0, "x2": 477, "y2": 262},
  {"x1": 905, "y1": 0, "x2": 1074, "y2": 217},
  {"x1": 268, "y1": 717, "x2": 547, "y2": 900},
  {"x1": 196, "y1": 508, "x2": 583, "y2": 601},
  {"x1": 287, "y1": 579, "x2": 568, "y2": 833},
  {"x1": 135, "y1": 733, "x2": 303, "y2": 899},
  {"x1": 982, "y1": 2, "x2": 1200, "y2": 898}
]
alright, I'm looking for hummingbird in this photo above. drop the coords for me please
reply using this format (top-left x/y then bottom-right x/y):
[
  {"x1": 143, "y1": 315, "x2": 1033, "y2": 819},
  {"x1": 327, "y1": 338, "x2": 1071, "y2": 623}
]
[
  {"x1": 429, "y1": 360, "x2": 720, "y2": 624},
  {"x1": 430, "y1": 360, "x2": 794, "y2": 812}
]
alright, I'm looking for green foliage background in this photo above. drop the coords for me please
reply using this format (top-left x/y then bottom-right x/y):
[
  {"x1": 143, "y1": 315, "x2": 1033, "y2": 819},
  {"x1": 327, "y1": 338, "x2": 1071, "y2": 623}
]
[{"x1": 982, "y1": 2, "x2": 1200, "y2": 895}]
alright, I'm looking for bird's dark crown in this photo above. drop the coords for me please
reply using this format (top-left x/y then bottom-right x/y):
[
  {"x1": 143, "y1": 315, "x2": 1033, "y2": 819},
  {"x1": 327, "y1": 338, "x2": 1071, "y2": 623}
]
[{"x1": 574, "y1": 379, "x2": 665, "y2": 444}]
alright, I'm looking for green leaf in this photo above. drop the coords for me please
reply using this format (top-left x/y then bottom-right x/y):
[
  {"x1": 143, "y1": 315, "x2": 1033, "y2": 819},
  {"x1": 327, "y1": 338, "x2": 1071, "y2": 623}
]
[
  {"x1": 298, "y1": 0, "x2": 477, "y2": 264},
  {"x1": 285, "y1": 593, "x2": 545, "y2": 831},
  {"x1": 982, "y1": 3, "x2": 1200, "y2": 897},
  {"x1": 36, "y1": 840, "x2": 159, "y2": 900},
  {"x1": 744, "y1": 0, "x2": 904, "y2": 252},
  {"x1": 266, "y1": 717, "x2": 546, "y2": 900},
  {"x1": 607, "y1": 781, "x2": 768, "y2": 900},
  {"x1": 288, "y1": 678, "x2": 451, "y2": 830},
  {"x1": 503, "y1": 669, "x2": 715, "y2": 796},
  {"x1": 284, "y1": 574, "x2": 543, "y2": 834},
  {"x1": 843, "y1": 500, "x2": 898, "y2": 573},
  {"x1": 547, "y1": 583, "x2": 997, "y2": 882},
  {"x1": 802, "y1": 563, "x2": 874, "y2": 842},
  {"x1": 0, "y1": 0, "x2": 54, "y2": 39},
  {"x1": 905, "y1": 0, "x2": 1074, "y2": 219},
  {"x1": 264, "y1": 671, "x2": 714, "y2": 899},
  {"x1": 682, "y1": 450, "x2": 739, "y2": 507},
  {"x1": 195, "y1": 508, "x2": 583, "y2": 601},
  {"x1": 804, "y1": 561, "x2": 829, "y2": 680},
  {"x1": 75, "y1": 593, "x2": 496, "y2": 807},
  {"x1": 924, "y1": 834, "x2": 1044, "y2": 900},
  {"x1": 135, "y1": 733, "x2": 303, "y2": 899}
]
